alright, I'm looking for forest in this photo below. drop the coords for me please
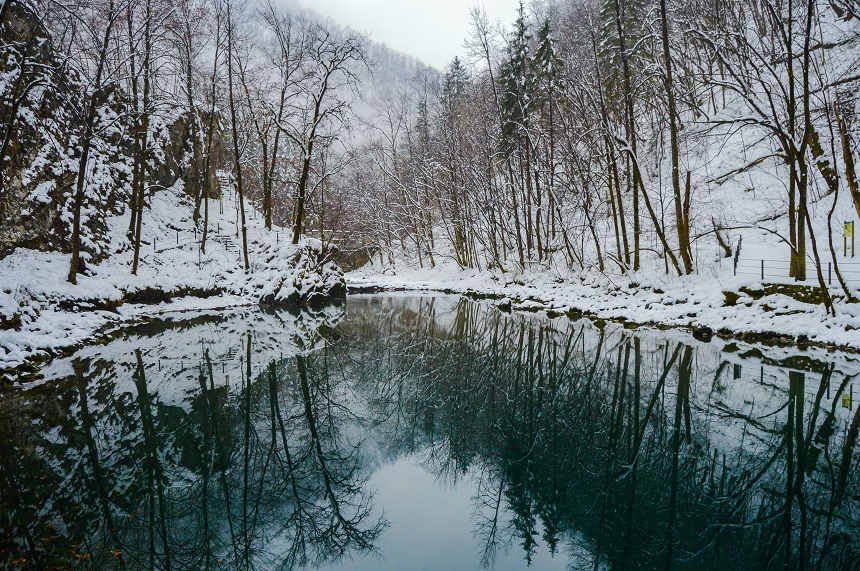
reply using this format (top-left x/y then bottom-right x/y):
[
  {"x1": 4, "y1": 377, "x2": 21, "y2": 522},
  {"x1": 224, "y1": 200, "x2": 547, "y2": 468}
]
[
  {"x1": 350, "y1": 0, "x2": 860, "y2": 300},
  {"x1": 2, "y1": 0, "x2": 860, "y2": 348},
  {"x1": 4, "y1": 2, "x2": 860, "y2": 566}
]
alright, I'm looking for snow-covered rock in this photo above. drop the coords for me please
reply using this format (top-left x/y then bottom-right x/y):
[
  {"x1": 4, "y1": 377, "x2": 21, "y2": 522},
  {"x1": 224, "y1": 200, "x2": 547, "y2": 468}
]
[
  {"x1": 0, "y1": 182, "x2": 349, "y2": 375},
  {"x1": 259, "y1": 239, "x2": 346, "y2": 306}
]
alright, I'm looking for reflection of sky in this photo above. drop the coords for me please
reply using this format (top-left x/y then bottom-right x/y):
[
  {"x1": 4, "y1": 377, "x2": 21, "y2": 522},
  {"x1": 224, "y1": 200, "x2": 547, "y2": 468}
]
[
  {"x1": 340, "y1": 457, "x2": 573, "y2": 571},
  {"x1": 21, "y1": 296, "x2": 860, "y2": 569}
]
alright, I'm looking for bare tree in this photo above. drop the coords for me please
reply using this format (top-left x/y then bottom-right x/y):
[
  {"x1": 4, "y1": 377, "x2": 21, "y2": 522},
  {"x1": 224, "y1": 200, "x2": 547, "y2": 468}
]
[
  {"x1": 67, "y1": 0, "x2": 124, "y2": 283},
  {"x1": 224, "y1": 0, "x2": 249, "y2": 271},
  {"x1": 270, "y1": 20, "x2": 367, "y2": 245}
]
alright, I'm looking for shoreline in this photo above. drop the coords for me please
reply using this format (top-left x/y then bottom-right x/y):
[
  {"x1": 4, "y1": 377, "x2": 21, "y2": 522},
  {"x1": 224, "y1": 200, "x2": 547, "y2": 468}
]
[
  {"x1": 348, "y1": 284, "x2": 860, "y2": 355},
  {"x1": 3, "y1": 272, "x2": 859, "y2": 384},
  {"x1": 346, "y1": 266, "x2": 860, "y2": 354}
]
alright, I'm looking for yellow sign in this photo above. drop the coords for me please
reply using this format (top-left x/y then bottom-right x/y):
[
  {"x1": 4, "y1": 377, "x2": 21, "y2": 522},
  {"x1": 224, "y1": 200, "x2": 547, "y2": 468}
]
[
  {"x1": 847, "y1": 222, "x2": 854, "y2": 238},
  {"x1": 843, "y1": 393, "x2": 852, "y2": 409}
]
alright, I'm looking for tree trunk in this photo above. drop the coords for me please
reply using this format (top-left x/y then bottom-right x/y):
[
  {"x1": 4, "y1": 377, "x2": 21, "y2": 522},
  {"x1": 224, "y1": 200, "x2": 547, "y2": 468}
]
[
  {"x1": 132, "y1": 1, "x2": 151, "y2": 276},
  {"x1": 659, "y1": 0, "x2": 693, "y2": 274},
  {"x1": 835, "y1": 100, "x2": 860, "y2": 220},
  {"x1": 611, "y1": 0, "x2": 639, "y2": 269},
  {"x1": 292, "y1": 148, "x2": 313, "y2": 245},
  {"x1": 68, "y1": 0, "x2": 116, "y2": 284},
  {"x1": 226, "y1": 1, "x2": 250, "y2": 271}
]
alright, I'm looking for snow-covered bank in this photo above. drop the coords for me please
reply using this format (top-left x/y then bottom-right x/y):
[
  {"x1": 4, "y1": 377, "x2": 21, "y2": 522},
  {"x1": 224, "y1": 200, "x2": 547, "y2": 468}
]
[
  {"x1": 2, "y1": 180, "x2": 857, "y2": 380},
  {"x1": 347, "y1": 256, "x2": 860, "y2": 351},
  {"x1": 0, "y1": 184, "x2": 344, "y2": 377}
]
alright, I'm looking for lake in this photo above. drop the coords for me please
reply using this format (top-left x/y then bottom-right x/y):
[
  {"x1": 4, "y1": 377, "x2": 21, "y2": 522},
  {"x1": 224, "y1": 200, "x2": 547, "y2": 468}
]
[{"x1": 1, "y1": 295, "x2": 859, "y2": 570}]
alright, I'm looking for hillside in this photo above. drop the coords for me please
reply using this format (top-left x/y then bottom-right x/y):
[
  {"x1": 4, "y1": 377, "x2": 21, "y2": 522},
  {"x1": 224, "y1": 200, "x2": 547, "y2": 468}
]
[
  {"x1": 0, "y1": 0, "x2": 439, "y2": 377},
  {"x1": 4, "y1": 0, "x2": 860, "y2": 374},
  {"x1": 0, "y1": 180, "x2": 345, "y2": 375}
]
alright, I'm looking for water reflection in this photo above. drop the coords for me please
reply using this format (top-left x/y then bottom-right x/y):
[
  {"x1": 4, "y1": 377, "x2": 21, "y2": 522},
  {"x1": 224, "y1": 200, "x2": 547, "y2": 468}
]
[{"x1": 1, "y1": 296, "x2": 859, "y2": 570}]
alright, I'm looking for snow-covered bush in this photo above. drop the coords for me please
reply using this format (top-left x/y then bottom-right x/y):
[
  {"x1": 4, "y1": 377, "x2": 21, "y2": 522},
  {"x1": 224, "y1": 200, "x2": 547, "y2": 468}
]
[{"x1": 259, "y1": 239, "x2": 346, "y2": 306}]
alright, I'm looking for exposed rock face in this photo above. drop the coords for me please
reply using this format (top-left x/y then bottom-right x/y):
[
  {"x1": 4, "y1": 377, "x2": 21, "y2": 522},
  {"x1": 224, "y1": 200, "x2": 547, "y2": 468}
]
[
  {"x1": 153, "y1": 110, "x2": 224, "y2": 200},
  {"x1": 259, "y1": 241, "x2": 347, "y2": 306},
  {"x1": 330, "y1": 243, "x2": 377, "y2": 272},
  {"x1": 0, "y1": 1, "x2": 76, "y2": 259},
  {"x1": 0, "y1": 1, "x2": 225, "y2": 262},
  {"x1": 0, "y1": 1, "x2": 133, "y2": 262}
]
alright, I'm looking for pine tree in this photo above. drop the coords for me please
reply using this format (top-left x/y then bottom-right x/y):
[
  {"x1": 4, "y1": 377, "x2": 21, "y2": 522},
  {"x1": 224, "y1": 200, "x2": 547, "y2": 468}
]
[
  {"x1": 440, "y1": 56, "x2": 470, "y2": 129},
  {"x1": 531, "y1": 19, "x2": 563, "y2": 115},
  {"x1": 498, "y1": 2, "x2": 533, "y2": 148}
]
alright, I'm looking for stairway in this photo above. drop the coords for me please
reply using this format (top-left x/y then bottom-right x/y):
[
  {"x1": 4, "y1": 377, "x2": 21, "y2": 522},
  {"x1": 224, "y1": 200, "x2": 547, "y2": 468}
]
[{"x1": 208, "y1": 232, "x2": 244, "y2": 266}]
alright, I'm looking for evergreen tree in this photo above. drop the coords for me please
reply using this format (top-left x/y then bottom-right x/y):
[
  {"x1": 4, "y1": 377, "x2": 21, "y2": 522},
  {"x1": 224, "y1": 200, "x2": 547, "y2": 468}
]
[
  {"x1": 440, "y1": 56, "x2": 470, "y2": 130},
  {"x1": 498, "y1": 2, "x2": 534, "y2": 148},
  {"x1": 531, "y1": 19, "x2": 564, "y2": 116}
]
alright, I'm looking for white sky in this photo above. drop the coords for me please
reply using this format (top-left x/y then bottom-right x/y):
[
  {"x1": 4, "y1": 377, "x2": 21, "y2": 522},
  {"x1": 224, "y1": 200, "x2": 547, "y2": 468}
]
[{"x1": 302, "y1": 0, "x2": 523, "y2": 69}]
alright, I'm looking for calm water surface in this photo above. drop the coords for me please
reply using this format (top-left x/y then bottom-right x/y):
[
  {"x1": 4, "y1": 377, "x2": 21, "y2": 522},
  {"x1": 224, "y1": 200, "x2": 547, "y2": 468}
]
[{"x1": 1, "y1": 295, "x2": 859, "y2": 570}]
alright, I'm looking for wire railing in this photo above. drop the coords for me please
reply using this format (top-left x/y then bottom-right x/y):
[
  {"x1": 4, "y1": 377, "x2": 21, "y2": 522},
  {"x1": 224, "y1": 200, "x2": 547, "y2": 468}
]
[
  {"x1": 138, "y1": 222, "x2": 247, "y2": 269},
  {"x1": 732, "y1": 257, "x2": 860, "y2": 286}
]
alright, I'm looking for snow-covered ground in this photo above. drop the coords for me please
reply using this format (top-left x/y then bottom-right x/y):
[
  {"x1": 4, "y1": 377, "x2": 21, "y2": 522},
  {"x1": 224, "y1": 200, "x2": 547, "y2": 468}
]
[
  {"x1": 3, "y1": 182, "x2": 859, "y2": 378},
  {"x1": 347, "y1": 235, "x2": 860, "y2": 351},
  {"x1": 0, "y1": 183, "x2": 342, "y2": 375}
]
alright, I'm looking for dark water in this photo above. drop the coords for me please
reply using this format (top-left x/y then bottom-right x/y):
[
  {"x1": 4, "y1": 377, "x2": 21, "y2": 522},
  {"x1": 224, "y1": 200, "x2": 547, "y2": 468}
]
[{"x1": 1, "y1": 295, "x2": 859, "y2": 570}]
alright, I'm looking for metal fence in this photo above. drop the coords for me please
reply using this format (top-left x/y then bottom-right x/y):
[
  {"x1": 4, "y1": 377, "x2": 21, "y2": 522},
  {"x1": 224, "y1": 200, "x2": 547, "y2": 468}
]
[{"x1": 733, "y1": 257, "x2": 860, "y2": 286}]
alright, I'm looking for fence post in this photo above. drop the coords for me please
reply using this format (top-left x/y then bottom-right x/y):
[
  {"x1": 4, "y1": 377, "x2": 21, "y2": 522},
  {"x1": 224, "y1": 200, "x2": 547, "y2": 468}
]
[
  {"x1": 176, "y1": 231, "x2": 179, "y2": 245},
  {"x1": 761, "y1": 259, "x2": 764, "y2": 280},
  {"x1": 154, "y1": 236, "x2": 156, "y2": 250}
]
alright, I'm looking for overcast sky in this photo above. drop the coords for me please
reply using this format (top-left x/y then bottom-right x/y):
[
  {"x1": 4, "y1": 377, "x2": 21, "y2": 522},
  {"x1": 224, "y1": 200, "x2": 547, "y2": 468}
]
[{"x1": 301, "y1": 0, "x2": 523, "y2": 70}]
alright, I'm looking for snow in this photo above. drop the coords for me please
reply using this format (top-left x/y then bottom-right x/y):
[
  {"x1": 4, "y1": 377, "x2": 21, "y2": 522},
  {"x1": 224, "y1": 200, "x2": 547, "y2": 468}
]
[
  {"x1": 3, "y1": 170, "x2": 857, "y2": 380},
  {"x1": 3, "y1": 5, "x2": 859, "y2": 378},
  {"x1": 0, "y1": 182, "x2": 343, "y2": 375},
  {"x1": 347, "y1": 246, "x2": 860, "y2": 351}
]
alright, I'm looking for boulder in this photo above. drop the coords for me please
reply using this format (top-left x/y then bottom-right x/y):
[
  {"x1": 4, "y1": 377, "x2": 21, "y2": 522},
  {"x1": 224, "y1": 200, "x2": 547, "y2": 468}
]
[{"x1": 259, "y1": 240, "x2": 346, "y2": 307}]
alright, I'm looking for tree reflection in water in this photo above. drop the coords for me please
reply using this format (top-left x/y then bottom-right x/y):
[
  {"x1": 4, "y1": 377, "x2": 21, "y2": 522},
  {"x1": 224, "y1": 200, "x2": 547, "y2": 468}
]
[
  {"x1": 0, "y1": 306, "x2": 384, "y2": 570},
  {"x1": 1, "y1": 296, "x2": 859, "y2": 570}
]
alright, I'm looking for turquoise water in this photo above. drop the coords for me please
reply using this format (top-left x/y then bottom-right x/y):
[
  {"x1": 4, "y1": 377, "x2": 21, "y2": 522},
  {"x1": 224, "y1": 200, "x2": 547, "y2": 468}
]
[{"x1": 1, "y1": 295, "x2": 859, "y2": 570}]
